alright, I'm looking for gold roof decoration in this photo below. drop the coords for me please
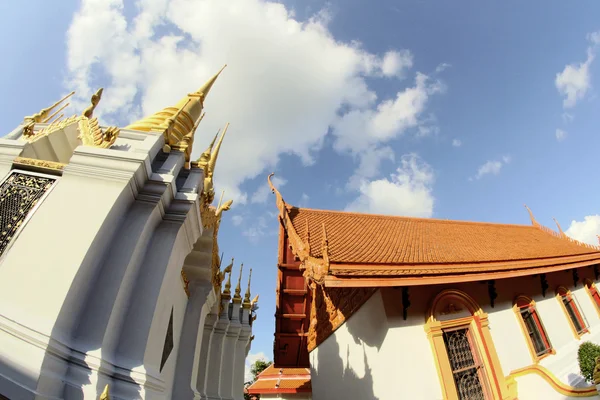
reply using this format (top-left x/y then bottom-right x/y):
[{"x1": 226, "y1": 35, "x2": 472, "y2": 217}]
[
  {"x1": 233, "y1": 263, "x2": 244, "y2": 302},
  {"x1": 221, "y1": 257, "x2": 234, "y2": 297},
  {"x1": 242, "y1": 268, "x2": 253, "y2": 309},
  {"x1": 193, "y1": 122, "x2": 230, "y2": 206},
  {"x1": 125, "y1": 65, "x2": 227, "y2": 166},
  {"x1": 99, "y1": 384, "x2": 110, "y2": 400},
  {"x1": 22, "y1": 91, "x2": 75, "y2": 137},
  {"x1": 24, "y1": 88, "x2": 120, "y2": 149}
]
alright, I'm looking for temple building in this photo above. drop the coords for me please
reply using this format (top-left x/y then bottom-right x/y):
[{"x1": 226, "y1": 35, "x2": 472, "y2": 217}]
[
  {"x1": 0, "y1": 67, "x2": 257, "y2": 399},
  {"x1": 268, "y1": 174, "x2": 600, "y2": 399}
]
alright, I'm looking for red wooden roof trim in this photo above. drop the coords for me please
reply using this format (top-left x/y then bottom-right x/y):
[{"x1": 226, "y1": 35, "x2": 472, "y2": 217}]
[{"x1": 324, "y1": 258, "x2": 600, "y2": 288}]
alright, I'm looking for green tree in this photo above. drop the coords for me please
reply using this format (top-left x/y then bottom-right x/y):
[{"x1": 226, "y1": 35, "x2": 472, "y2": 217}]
[
  {"x1": 578, "y1": 341, "x2": 600, "y2": 382},
  {"x1": 244, "y1": 359, "x2": 273, "y2": 400}
]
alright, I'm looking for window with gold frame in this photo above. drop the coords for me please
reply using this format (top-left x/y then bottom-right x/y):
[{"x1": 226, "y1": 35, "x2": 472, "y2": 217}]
[
  {"x1": 513, "y1": 295, "x2": 554, "y2": 362},
  {"x1": 556, "y1": 286, "x2": 588, "y2": 339},
  {"x1": 584, "y1": 279, "x2": 600, "y2": 316}
]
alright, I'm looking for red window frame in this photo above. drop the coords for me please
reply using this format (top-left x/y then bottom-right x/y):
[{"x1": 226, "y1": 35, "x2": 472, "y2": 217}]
[
  {"x1": 585, "y1": 280, "x2": 600, "y2": 311},
  {"x1": 558, "y1": 287, "x2": 587, "y2": 335},
  {"x1": 516, "y1": 297, "x2": 552, "y2": 357}
]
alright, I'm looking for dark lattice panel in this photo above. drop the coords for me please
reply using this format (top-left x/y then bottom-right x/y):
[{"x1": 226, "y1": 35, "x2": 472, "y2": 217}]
[
  {"x1": 443, "y1": 329, "x2": 486, "y2": 400},
  {"x1": 160, "y1": 307, "x2": 174, "y2": 372},
  {"x1": 0, "y1": 172, "x2": 55, "y2": 257}
]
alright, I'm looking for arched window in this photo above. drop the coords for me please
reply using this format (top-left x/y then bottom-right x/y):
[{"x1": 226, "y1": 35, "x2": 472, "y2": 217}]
[
  {"x1": 557, "y1": 286, "x2": 588, "y2": 338},
  {"x1": 513, "y1": 296, "x2": 553, "y2": 361},
  {"x1": 584, "y1": 279, "x2": 600, "y2": 315},
  {"x1": 425, "y1": 289, "x2": 513, "y2": 400}
]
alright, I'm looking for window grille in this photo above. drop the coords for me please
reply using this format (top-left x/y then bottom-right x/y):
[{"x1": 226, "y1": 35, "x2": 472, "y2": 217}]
[
  {"x1": 0, "y1": 171, "x2": 56, "y2": 257},
  {"x1": 443, "y1": 328, "x2": 487, "y2": 400}
]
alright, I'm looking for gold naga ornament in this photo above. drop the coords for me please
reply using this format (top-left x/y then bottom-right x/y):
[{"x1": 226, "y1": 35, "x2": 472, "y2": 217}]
[{"x1": 22, "y1": 88, "x2": 120, "y2": 149}]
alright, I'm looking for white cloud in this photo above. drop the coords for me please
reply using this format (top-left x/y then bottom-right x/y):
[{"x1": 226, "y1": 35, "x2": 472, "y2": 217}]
[
  {"x1": 251, "y1": 176, "x2": 286, "y2": 204},
  {"x1": 452, "y1": 139, "x2": 462, "y2": 147},
  {"x1": 435, "y1": 63, "x2": 451, "y2": 73},
  {"x1": 332, "y1": 72, "x2": 444, "y2": 153},
  {"x1": 555, "y1": 45, "x2": 595, "y2": 108},
  {"x1": 380, "y1": 50, "x2": 413, "y2": 78},
  {"x1": 231, "y1": 215, "x2": 244, "y2": 226},
  {"x1": 588, "y1": 31, "x2": 600, "y2": 45},
  {"x1": 299, "y1": 193, "x2": 310, "y2": 207},
  {"x1": 565, "y1": 215, "x2": 600, "y2": 246},
  {"x1": 66, "y1": 0, "x2": 443, "y2": 206},
  {"x1": 472, "y1": 155, "x2": 511, "y2": 180},
  {"x1": 346, "y1": 153, "x2": 434, "y2": 217},
  {"x1": 245, "y1": 351, "x2": 270, "y2": 383},
  {"x1": 556, "y1": 128, "x2": 567, "y2": 142},
  {"x1": 347, "y1": 145, "x2": 395, "y2": 190},
  {"x1": 562, "y1": 112, "x2": 574, "y2": 123}
]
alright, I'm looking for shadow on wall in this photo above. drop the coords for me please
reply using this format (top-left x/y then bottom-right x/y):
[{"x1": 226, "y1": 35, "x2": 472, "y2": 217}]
[{"x1": 311, "y1": 286, "x2": 380, "y2": 400}]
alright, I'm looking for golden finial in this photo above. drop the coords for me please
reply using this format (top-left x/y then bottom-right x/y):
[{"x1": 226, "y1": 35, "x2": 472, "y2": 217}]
[
  {"x1": 216, "y1": 199, "x2": 233, "y2": 219},
  {"x1": 221, "y1": 258, "x2": 234, "y2": 296},
  {"x1": 524, "y1": 204, "x2": 539, "y2": 227},
  {"x1": 251, "y1": 294, "x2": 259, "y2": 306},
  {"x1": 99, "y1": 384, "x2": 110, "y2": 400},
  {"x1": 234, "y1": 263, "x2": 244, "y2": 301},
  {"x1": 553, "y1": 217, "x2": 566, "y2": 237},
  {"x1": 194, "y1": 129, "x2": 220, "y2": 170},
  {"x1": 24, "y1": 91, "x2": 75, "y2": 124},
  {"x1": 125, "y1": 65, "x2": 226, "y2": 165},
  {"x1": 203, "y1": 123, "x2": 229, "y2": 205},
  {"x1": 82, "y1": 88, "x2": 103, "y2": 119},
  {"x1": 243, "y1": 268, "x2": 253, "y2": 306}
]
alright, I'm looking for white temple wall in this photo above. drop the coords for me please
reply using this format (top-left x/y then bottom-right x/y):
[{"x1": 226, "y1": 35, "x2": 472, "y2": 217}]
[
  {"x1": 311, "y1": 267, "x2": 600, "y2": 400},
  {"x1": 260, "y1": 394, "x2": 312, "y2": 400}
]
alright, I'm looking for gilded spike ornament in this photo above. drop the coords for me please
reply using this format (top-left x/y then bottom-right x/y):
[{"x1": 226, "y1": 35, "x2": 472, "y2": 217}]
[
  {"x1": 221, "y1": 257, "x2": 234, "y2": 297},
  {"x1": 233, "y1": 263, "x2": 244, "y2": 302},
  {"x1": 125, "y1": 65, "x2": 226, "y2": 165},
  {"x1": 243, "y1": 268, "x2": 253, "y2": 308},
  {"x1": 99, "y1": 384, "x2": 110, "y2": 400},
  {"x1": 201, "y1": 122, "x2": 230, "y2": 205},
  {"x1": 23, "y1": 91, "x2": 75, "y2": 137}
]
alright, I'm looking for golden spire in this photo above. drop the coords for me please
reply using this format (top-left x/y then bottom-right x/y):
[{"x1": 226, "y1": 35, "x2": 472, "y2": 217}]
[
  {"x1": 233, "y1": 263, "x2": 244, "y2": 302},
  {"x1": 553, "y1": 217, "x2": 566, "y2": 237},
  {"x1": 23, "y1": 91, "x2": 75, "y2": 124},
  {"x1": 99, "y1": 384, "x2": 110, "y2": 400},
  {"x1": 221, "y1": 257, "x2": 234, "y2": 296},
  {"x1": 82, "y1": 88, "x2": 103, "y2": 119},
  {"x1": 251, "y1": 294, "x2": 259, "y2": 306},
  {"x1": 162, "y1": 98, "x2": 191, "y2": 153},
  {"x1": 125, "y1": 65, "x2": 226, "y2": 165},
  {"x1": 243, "y1": 268, "x2": 253, "y2": 308},
  {"x1": 201, "y1": 123, "x2": 230, "y2": 205},
  {"x1": 195, "y1": 129, "x2": 220, "y2": 170}
]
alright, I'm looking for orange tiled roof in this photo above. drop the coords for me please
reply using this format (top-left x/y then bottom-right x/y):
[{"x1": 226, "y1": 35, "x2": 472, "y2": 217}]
[
  {"x1": 287, "y1": 206, "x2": 600, "y2": 267},
  {"x1": 247, "y1": 366, "x2": 311, "y2": 394}
]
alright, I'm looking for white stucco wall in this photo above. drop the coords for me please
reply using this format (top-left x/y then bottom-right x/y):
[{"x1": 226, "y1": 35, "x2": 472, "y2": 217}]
[{"x1": 311, "y1": 269, "x2": 600, "y2": 400}]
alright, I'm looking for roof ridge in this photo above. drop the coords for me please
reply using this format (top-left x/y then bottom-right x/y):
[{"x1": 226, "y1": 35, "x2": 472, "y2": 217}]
[{"x1": 286, "y1": 204, "x2": 535, "y2": 228}]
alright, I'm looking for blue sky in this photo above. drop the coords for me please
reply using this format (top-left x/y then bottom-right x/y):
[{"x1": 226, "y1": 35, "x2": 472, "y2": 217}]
[{"x1": 1, "y1": 0, "x2": 600, "y2": 369}]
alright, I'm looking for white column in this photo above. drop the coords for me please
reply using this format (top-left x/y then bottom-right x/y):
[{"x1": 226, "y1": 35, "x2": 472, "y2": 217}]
[
  {"x1": 195, "y1": 304, "x2": 219, "y2": 400},
  {"x1": 170, "y1": 280, "x2": 214, "y2": 399},
  {"x1": 233, "y1": 304, "x2": 252, "y2": 400},
  {"x1": 220, "y1": 299, "x2": 242, "y2": 400},
  {"x1": 204, "y1": 294, "x2": 231, "y2": 400}
]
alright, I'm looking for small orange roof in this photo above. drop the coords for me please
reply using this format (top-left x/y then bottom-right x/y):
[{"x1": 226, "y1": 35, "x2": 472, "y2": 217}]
[
  {"x1": 247, "y1": 366, "x2": 311, "y2": 394},
  {"x1": 288, "y1": 206, "x2": 599, "y2": 266}
]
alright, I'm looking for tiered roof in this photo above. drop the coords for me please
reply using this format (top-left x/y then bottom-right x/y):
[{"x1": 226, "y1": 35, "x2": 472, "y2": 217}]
[
  {"x1": 287, "y1": 206, "x2": 600, "y2": 286},
  {"x1": 246, "y1": 365, "x2": 311, "y2": 395}
]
